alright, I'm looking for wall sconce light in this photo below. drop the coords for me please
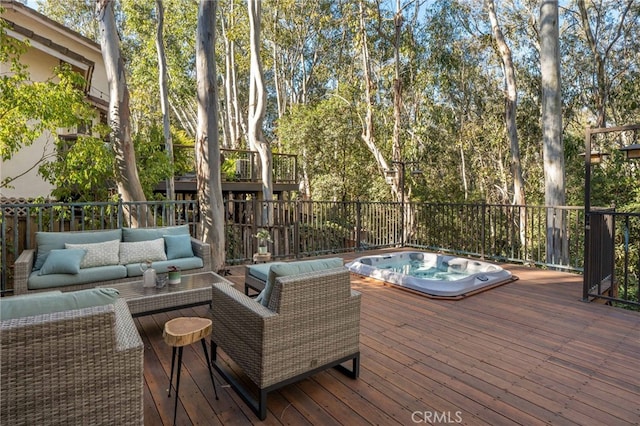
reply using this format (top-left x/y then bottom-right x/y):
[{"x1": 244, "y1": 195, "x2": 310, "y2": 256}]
[
  {"x1": 619, "y1": 143, "x2": 640, "y2": 160},
  {"x1": 580, "y1": 150, "x2": 609, "y2": 165},
  {"x1": 384, "y1": 169, "x2": 397, "y2": 184}
]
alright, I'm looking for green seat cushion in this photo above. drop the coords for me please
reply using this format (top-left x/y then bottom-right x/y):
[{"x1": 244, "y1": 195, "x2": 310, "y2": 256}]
[
  {"x1": 28, "y1": 265, "x2": 128, "y2": 290},
  {"x1": 164, "y1": 234, "x2": 194, "y2": 260},
  {"x1": 38, "y1": 248, "x2": 87, "y2": 275},
  {"x1": 0, "y1": 288, "x2": 120, "y2": 321},
  {"x1": 257, "y1": 258, "x2": 344, "y2": 307},
  {"x1": 33, "y1": 229, "x2": 123, "y2": 271},
  {"x1": 247, "y1": 262, "x2": 285, "y2": 282},
  {"x1": 122, "y1": 225, "x2": 189, "y2": 242}
]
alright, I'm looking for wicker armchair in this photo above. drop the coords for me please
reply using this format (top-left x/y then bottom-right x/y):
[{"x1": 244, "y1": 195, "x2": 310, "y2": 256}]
[
  {"x1": 0, "y1": 299, "x2": 144, "y2": 425},
  {"x1": 211, "y1": 267, "x2": 361, "y2": 420}
]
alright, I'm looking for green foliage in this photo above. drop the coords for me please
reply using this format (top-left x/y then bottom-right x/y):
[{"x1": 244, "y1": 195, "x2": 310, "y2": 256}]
[
  {"x1": 132, "y1": 124, "x2": 174, "y2": 199},
  {"x1": 0, "y1": 56, "x2": 95, "y2": 161},
  {"x1": 277, "y1": 93, "x2": 387, "y2": 201},
  {"x1": 298, "y1": 221, "x2": 351, "y2": 254},
  {"x1": 39, "y1": 130, "x2": 115, "y2": 202},
  {"x1": 253, "y1": 228, "x2": 272, "y2": 244},
  {"x1": 0, "y1": 16, "x2": 98, "y2": 191},
  {"x1": 14, "y1": 0, "x2": 640, "y2": 213}
]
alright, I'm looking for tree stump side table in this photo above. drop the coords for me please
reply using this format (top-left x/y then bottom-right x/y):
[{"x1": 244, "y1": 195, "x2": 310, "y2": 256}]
[
  {"x1": 163, "y1": 317, "x2": 219, "y2": 425},
  {"x1": 252, "y1": 252, "x2": 272, "y2": 263}
]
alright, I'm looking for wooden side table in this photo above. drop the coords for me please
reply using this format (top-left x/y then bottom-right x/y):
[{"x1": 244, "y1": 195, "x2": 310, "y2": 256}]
[
  {"x1": 253, "y1": 252, "x2": 272, "y2": 263},
  {"x1": 163, "y1": 317, "x2": 219, "y2": 425}
]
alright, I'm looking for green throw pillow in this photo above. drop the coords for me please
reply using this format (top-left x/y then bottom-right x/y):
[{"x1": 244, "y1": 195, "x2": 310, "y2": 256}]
[
  {"x1": 164, "y1": 234, "x2": 194, "y2": 260},
  {"x1": 38, "y1": 248, "x2": 87, "y2": 275}
]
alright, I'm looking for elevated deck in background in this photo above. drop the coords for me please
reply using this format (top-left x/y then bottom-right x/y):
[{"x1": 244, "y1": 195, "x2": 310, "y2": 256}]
[
  {"x1": 155, "y1": 148, "x2": 299, "y2": 198},
  {"x1": 137, "y1": 250, "x2": 640, "y2": 425}
]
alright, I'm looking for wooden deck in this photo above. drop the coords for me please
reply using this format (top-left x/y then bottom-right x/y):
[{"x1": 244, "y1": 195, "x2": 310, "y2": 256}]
[{"x1": 136, "y1": 250, "x2": 640, "y2": 425}]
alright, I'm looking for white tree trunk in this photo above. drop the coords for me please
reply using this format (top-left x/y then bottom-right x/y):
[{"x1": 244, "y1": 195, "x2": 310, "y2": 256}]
[
  {"x1": 486, "y1": 0, "x2": 526, "y2": 248},
  {"x1": 358, "y1": 1, "x2": 393, "y2": 184},
  {"x1": 155, "y1": 0, "x2": 175, "y2": 217},
  {"x1": 96, "y1": 0, "x2": 148, "y2": 227},
  {"x1": 540, "y1": 0, "x2": 567, "y2": 265},
  {"x1": 221, "y1": 5, "x2": 242, "y2": 148},
  {"x1": 196, "y1": 0, "x2": 225, "y2": 271},
  {"x1": 247, "y1": 0, "x2": 273, "y2": 224}
]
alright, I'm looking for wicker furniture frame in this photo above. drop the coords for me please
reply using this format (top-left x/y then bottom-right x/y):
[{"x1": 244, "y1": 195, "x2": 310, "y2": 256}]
[
  {"x1": 244, "y1": 264, "x2": 268, "y2": 295},
  {"x1": 0, "y1": 299, "x2": 144, "y2": 425},
  {"x1": 106, "y1": 271, "x2": 231, "y2": 317},
  {"x1": 211, "y1": 267, "x2": 361, "y2": 420},
  {"x1": 12, "y1": 236, "x2": 211, "y2": 295}
]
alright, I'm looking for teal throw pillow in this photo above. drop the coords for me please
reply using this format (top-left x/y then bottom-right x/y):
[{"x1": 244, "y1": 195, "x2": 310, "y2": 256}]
[
  {"x1": 164, "y1": 234, "x2": 194, "y2": 260},
  {"x1": 38, "y1": 248, "x2": 87, "y2": 275}
]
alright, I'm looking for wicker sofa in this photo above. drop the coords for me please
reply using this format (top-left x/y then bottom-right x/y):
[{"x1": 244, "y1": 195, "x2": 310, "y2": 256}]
[
  {"x1": 211, "y1": 265, "x2": 361, "y2": 420},
  {"x1": 13, "y1": 225, "x2": 211, "y2": 295},
  {"x1": 0, "y1": 292, "x2": 144, "y2": 425}
]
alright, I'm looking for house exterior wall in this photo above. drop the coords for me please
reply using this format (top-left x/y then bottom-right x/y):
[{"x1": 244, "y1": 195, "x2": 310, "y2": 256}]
[{"x1": 0, "y1": 0, "x2": 108, "y2": 200}]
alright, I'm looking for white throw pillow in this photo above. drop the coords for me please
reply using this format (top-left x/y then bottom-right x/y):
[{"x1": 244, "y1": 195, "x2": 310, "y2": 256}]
[
  {"x1": 65, "y1": 239, "x2": 120, "y2": 269},
  {"x1": 119, "y1": 238, "x2": 167, "y2": 265}
]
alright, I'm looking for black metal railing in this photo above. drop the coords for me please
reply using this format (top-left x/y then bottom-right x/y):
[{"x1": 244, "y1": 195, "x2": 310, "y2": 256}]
[
  {"x1": 219, "y1": 149, "x2": 297, "y2": 184},
  {"x1": 408, "y1": 203, "x2": 585, "y2": 269},
  {"x1": 3, "y1": 198, "x2": 638, "y2": 308},
  {"x1": 583, "y1": 210, "x2": 640, "y2": 308}
]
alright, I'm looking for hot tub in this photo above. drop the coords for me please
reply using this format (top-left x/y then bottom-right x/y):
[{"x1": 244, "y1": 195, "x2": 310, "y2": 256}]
[{"x1": 345, "y1": 251, "x2": 514, "y2": 298}]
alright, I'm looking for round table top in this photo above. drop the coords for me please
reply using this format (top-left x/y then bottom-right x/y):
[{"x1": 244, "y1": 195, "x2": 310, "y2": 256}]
[{"x1": 163, "y1": 317, "x2": 212, "y2": 347}]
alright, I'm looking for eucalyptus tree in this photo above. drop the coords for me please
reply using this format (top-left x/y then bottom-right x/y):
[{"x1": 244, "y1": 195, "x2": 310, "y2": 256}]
[
  {"x1": 484, "y1": 0, "x2": 526, "y2": 251},
  {"x1": 195, "y1": 0, "x2": 225, "y2": 271},
  {"x1": 572, "y1": 0, "x2": 639, "y2": 127},
  {"x1": 264, "y1": 0, "x2": 338, "y2": 116},
  {"x1": 219, "y1": 0, "x2": 247, "y2": 149},
  {"x1": 155, "y1": 0, "x2": 175, "y2": 207},
  {"x1": 247, "y1": 0, "x2": 274, "y2": 223},
  {"x1": 485, "y1": 0, "x2": 525, "y2": 208},
  {"x1": 36, "y1": 0, "x2": 99, "y2": 41},
  {"x1": 39, "y1": 0, "x2": 197, "y2": 201},
  {"x1": 540, "y1": 0, "x2": 567, "y2": 264},
  {"x1": 96, "y1": 0, "x2": 149, "y2": 225},
  {"x1": 421, "y1": 0, "x2": 508, "y2": 203},
  {"x1": 277, "y1": 90, "x2": 383, "y2": 201},
  {"x1": 356, "y1": 1, "x2": 392, "y2": 182}
]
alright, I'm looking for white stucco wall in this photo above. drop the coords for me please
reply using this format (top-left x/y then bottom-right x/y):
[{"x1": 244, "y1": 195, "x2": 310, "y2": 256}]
[{"x1": 0, "y1": 1, "x2": 108, "y2": 200}]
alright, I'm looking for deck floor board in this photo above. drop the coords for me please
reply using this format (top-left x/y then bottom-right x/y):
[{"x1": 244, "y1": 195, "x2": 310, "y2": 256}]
[{"x1": 136, "y1": 249, "x2": 640, "y2": 425}]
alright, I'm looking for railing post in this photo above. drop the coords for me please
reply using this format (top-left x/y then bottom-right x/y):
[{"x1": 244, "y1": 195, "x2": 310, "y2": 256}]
[
  {"x1": 356, "y1": 200, "x2": 362, "y2": 251},
  {"x1": 294, "y1": 200, "x2": 300, "y2": 258},
  {"x1": 1, "y1": 207, "x2": 6, "y2": 294},
  {"x1": 117, "y1": 195, "x2": 124, "y2": 228},
  {"x1": 481, "y1": 202, "x2": 486, "y2": 259}
]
